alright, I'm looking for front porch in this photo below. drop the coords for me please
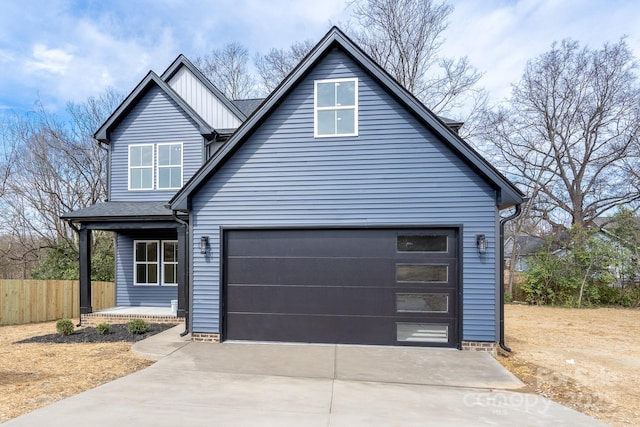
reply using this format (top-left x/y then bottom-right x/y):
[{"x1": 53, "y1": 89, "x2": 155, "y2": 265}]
[{"x1": 81, "y1": 306, "x2": 185, "y2": 326}]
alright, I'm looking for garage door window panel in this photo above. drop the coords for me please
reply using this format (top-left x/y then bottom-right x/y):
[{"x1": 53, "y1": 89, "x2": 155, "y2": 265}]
[
  {"x1": 396, "y1": 323, "x2": 449, "y2": 343},
  {"x1": 396, "y1": 264, "x2": 448, "y2": 283},
  {"x1": 396, "y1": 293, "x2": 448, "y2": 313},
  {"x1": 397, "y1": 235, "x2": 448, "y2": 252}
]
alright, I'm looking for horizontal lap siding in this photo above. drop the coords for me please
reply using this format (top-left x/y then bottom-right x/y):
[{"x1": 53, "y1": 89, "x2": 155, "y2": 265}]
[
  {"x1": 115, "y1": 233, "x2": 178, "y2": 306},
  {"x1": 191, "y1": 49, "x2": 498, "y2": 340},
  {"x1": 109, "y1": 86, "x2": 203, "y2": 201}
]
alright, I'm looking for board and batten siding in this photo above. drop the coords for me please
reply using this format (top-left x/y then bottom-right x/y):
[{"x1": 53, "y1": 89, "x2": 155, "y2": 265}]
[
  {"x1": 167, "y1": 66, "x2": 242, "y2": 129},
  {"x1": 190, "y1": 48, "x2": 500, "y2": 341},
  {"x1": 115, "y1": 233, "x2": 178, "y2": 307},
  {"x1": 109, "y1": 85, "x2": 204, "y2": 201}
]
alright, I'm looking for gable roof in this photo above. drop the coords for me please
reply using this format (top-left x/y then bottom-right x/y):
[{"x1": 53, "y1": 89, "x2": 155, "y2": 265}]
[
  {"x1": 94, "y1": 71, "x2": 213, "y2": 142},
  {"x1": 161, "y1": 54, "x2": 247, "y2": 122},
  {"x1": 170, "y1": 26, "x2": 525, "y2": 211}
]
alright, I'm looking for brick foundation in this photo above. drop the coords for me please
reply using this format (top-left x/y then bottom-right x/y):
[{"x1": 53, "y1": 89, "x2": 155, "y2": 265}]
[
  {"x1": 191, "y1": 332, "x2": 221, "y2": 343},
  {"x1": 461, "y1": 341, "x2": 497, "y2": 357},
  {"x1": 81, "y1": 313, "x2": 184, "y2": 326}
]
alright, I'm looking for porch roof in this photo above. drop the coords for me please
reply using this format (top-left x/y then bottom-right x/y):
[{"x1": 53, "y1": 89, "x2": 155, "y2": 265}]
[{"x1": 62, "y1": 201, "x2": 175, "y2": 223}]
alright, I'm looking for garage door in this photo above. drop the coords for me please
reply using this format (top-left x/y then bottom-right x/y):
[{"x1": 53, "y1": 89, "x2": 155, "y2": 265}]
[{"x1": 223, "y1": 228, "x2": 459, "y2": 347}]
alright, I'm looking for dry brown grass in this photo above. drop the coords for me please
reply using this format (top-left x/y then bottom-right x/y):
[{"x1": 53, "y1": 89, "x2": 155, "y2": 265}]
[
  {"x1": 500, "y1": 304, "x2": 640, "y2": 427},
  {"x1": 0, "y1": 320, "x2": 152, "y2": 423}
]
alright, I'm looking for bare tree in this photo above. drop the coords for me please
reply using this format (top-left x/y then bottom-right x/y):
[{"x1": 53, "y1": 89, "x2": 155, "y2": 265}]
[
  {"x1": 0, "y1": 89, "x2": 122, "y2": 274},
  {"x1": 254, "y1": 40, "x2": 315, "y2": 94},
  {"x1": 349, "y1": 0, "x2": 485, "y2": 134},
  {"x1": 484, "y1": 39, "x2": 640, "y2": 227},
  {"x1": 193, "y1": 42, "x2": 256, "y2": 100}
]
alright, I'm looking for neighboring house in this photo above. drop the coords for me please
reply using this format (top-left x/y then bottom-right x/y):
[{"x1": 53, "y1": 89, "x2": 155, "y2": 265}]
[
  {"x1": 504, "y1": 235, "x2": 546, "y2": 272},
  {"x1": 64, "y1": 27, "x2": 525, "y2": 351}
]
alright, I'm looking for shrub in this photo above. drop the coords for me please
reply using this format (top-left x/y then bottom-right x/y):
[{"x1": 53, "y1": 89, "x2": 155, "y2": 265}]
[
  {"x1": 512, "y1": 283, "x2": 528, "y2": 302},
  {"x1": 128, "y1": 319, "x2": 150, "y2": 335},
  {"x1": 504, "y1": 291, "x2": 512, "y2": 304},
  {"x1": 56, "y1": 319, "x2": 74, "y2": 336},
  {"x1": 96, "y1": 323, "x2": 111, "y2": 335},
  {"x1": 622, "y1": 286, "x2": 640, "y2": 307}
]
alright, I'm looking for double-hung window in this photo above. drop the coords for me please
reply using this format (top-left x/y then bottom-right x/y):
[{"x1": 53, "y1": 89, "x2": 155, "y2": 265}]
[
  {"x1": 314, "y1": 78, "x2": 358, "y2": 137},
  {"x1": 128, "y1": 143, "x2": 183, "y2": 190},
  {"x1": 134, "y1": 240, "x2": 178, "y2": 286},
  {"x1": 134, "y1": 241, "x2": 159, "y2": 285},
  {"x1": 129, "y1": 144, "x2": 154, "y2": 190},
  {"x1": 162, "y1": 241, "x2": 178, "y2": 285},
  {"x1": 157, "y1": 143, "x2": 182, "y2": 190}
]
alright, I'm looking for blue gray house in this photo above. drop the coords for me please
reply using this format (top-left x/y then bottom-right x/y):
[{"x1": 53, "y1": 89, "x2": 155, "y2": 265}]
[{"x1": 64, "y1": 27, "x2": 524, "y2": 351}]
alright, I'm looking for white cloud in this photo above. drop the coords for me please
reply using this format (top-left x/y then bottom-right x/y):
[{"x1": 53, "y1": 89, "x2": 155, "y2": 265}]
[
  {"x1": 25, "y1": 44, "x2": 74, "y2": 74},
  {"x1": 446, "y1": 0, "x2": 640, "y2": 104},
  {"x1": 1, "y1": 0, "x2": 639, "y2": 116}
]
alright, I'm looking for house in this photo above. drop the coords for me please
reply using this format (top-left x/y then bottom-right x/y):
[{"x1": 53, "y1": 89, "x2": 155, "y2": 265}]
[
  {"x1": 504, "y1": 235, "x2": 546, "y2": 272},
  {"x1": 63, "y1": 27, "x2": 525, "y2": 351}
]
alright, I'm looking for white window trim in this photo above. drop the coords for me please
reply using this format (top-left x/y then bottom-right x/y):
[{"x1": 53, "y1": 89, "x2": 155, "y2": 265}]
[
  {"x1": 133, "y1": 240, "x2": 159, "y2": 286},
  {"x1": 128, "y1": 144, "x2": 155, "y2": 191},
  {"x1": 156, "y1": 143, "x2": 183, "y2": 190},
  {"x1": 314, "y1": 77, "x2": 358, "y2": 138},
  {"x1": 161, "y1": 240, "x2": 179, "y2": 286}
]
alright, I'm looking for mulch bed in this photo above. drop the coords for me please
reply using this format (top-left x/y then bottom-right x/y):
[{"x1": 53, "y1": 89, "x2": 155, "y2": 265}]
[{"x1": 15, "y1": 323, "x2": 178, "y2": 344}]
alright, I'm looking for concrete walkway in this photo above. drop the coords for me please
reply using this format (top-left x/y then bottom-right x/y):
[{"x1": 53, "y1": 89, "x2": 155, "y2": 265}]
[{"x1": 4, "y1": 326, "x2": 606, "y2": 426}]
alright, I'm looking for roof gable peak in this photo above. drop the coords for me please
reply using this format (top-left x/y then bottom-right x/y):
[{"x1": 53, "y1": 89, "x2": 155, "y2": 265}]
[
  {"x1": 170, "y1": 25, "x2": 524, "y2": 210},
  {"x1": 161, "y1": 54, "x2": 246, "y2": 121},
  {"x1": 94, "y1": 70, "x2": 213, "y2": 142}
]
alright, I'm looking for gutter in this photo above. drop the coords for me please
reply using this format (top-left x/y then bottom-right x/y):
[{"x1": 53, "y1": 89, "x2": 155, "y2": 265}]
[{"x1": 498, "y1": 202, "x2": 525, "y2": 352}]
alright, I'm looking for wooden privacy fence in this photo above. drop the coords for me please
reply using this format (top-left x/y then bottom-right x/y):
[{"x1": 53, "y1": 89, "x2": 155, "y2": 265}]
[{"x1": 0, "y1": 280, "x2": 115, "y2": 326}]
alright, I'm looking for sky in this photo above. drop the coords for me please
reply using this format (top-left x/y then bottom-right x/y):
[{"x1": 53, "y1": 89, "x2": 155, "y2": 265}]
[{"x1": 1, "y1": 0, "x2": 639, "y2": 118}]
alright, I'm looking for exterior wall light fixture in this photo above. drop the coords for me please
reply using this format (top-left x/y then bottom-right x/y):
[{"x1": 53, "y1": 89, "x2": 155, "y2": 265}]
[
  {"x1": 200, "y1": 235, "x2": 209, "y2": 254},
  {"x1": 476, "y1": 234, "x2": 487, "y2": 255}
]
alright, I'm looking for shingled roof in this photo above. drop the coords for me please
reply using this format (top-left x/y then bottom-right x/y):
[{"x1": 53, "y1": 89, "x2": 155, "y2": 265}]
[{"x1": 62, "y1": 202, "x2": 173, "y2": 222}]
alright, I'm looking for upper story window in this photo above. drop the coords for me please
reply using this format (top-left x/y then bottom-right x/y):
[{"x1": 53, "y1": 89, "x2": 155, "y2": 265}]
[
  {"x1": 129, "y1": 144, "x2": 154, "y2": 190},
  {"x1": 157, "y1": 143, "x2": 183, "y2": 189},
  {"x1": 128, "y1": 143, "x2": 183, "y2": 191},
  {"x1": 314, "y1": 78, "x2": 358, "y2": 137}
]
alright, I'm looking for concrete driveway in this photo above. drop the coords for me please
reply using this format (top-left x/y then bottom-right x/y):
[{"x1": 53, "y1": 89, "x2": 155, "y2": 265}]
[{"x1": 4, "y1": 326, "x2": 605, "y2": 426}]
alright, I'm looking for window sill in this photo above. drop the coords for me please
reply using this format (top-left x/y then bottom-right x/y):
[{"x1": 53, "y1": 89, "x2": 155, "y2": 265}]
[{"x1": 314, "y1": 132, "x2": 359, "y2": 138}]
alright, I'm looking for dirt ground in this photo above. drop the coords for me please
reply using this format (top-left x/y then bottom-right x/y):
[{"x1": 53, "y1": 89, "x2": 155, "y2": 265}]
[
  {"x1": 0, "y1": 320, "x2": 153, "y2": 423},
  {"x1": 500, "y1": 304, "x2": 640, "y2": 427}
]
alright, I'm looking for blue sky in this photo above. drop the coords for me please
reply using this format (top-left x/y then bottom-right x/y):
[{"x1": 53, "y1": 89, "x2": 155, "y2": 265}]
[{"x1": 1, "y1": 0, "x2": 639, "y2": 117}]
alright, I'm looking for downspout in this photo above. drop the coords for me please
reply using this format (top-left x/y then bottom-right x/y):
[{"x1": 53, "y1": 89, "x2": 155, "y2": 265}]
[
  {"x1": 172, "y1": 210, "x2": 190, "y2": 337},
  {"x1": 499, "y1": 203, "x2": 524, "y2": 352},
  {"x1": 65, "y1": 220, "x2": 83, "y2": 327}
]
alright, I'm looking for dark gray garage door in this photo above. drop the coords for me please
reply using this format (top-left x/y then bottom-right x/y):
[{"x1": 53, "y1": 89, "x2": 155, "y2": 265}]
[{"x1": 223, "y1": 228, "x2": 459, "y2": 347}]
